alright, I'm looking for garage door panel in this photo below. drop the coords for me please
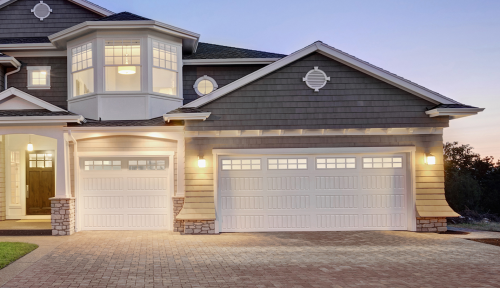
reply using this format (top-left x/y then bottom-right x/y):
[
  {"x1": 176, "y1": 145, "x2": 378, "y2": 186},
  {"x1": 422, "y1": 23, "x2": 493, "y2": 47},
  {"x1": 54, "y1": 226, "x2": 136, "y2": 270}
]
[
  {"x1": 83, "y1": 177, "x2": 124, "y2": 191},
  {"x1": 219, "y1": 154, "x2": 408, "y2": 232},
  {"x1": 127, "y1": 195, "x2": 169, "y2": 209},
  {"x1": 127, "y1": 177, "x2": 168, "y2": 190},
  {"x1": 83, "y1": 196, "x2": 125, "y2": 210},
  {"x1": 84, "y1": 214, "x2": 125, "y2": 229}
]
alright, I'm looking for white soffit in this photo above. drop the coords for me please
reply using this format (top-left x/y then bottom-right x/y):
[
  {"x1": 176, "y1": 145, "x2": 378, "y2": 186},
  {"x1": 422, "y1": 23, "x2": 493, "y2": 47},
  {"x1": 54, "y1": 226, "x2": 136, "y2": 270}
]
[
  {"x1": 0, "y1": 0, "x2": 113, "y2": 16},
  {"x1": 163, "y1": 112, "x2": 211, "y2": 122},
  {"x1": 425, "y1": 107, "x2": 485, "y2": 119},
  {"x1": 182, "y1": 41, "x2": 462, "y2": 108},
  {"x1": 0, "y1": 87, "x2": 66, "y2": 112},
  {"x1": 0, "y1": 56, "x2": 21, "y2": 67}
]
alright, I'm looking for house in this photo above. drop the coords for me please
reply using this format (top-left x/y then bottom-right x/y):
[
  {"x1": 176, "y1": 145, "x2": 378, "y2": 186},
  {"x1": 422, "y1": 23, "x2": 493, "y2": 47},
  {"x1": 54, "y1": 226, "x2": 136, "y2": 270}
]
[{"x1": 0, "y1": 0, "x2": 484, "y2": 235}]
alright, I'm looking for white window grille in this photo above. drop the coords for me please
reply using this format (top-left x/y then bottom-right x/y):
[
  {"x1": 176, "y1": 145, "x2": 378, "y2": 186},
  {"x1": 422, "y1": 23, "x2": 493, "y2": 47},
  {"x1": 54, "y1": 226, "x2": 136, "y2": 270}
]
[
  {"x1": 222, "y1": 159, "x2": 261, "y2": 170},
  {"x1": 27, "y1": 66, "x2": 51, "y2": 89},
  {"x1": 128, "y1": 160, "x2": 166, "y2": 170},
  {"x1": 268, "y1": 159, "x2": 307, "y2": 170},
  {"x1": 72, "y1": 42, "x2": 94, "y2": 97},
  {"x1": 363, "y1": 157, "x2": 403, "y2": 169},
  {"x1": 10, "y1": 151, "x2": 20, "y2": 205},
  {"x1": 316, "y1": 158, "x2": 356, "y2": 169},
  {"x1": 84, "y1": 160, "x2": 121, "y2": 171},
  {"x1": 152, "y1": 40, "x2": 178, "y2": 96}
]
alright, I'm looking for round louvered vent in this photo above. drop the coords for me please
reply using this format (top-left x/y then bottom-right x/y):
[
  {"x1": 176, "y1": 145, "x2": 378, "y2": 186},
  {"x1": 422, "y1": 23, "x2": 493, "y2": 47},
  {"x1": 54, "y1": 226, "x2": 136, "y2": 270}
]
[
  {"x1": 31, "y1": 1, "x2": 52, "y2": 21},
  {"x1": 302, "y1": 67, "x2": 330, "y2": 92}
]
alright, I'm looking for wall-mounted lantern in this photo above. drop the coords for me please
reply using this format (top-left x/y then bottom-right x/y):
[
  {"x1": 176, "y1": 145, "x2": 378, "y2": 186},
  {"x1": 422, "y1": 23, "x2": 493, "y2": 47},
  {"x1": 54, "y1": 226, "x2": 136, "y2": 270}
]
[
  {"x1": 27, "y1": 135, "x2": 34, "y2": 151},
  {"x1": 425, "y1": 153, "x2": 436, "y2": 165},
  {"x1": 198, "y1": 156, "x2": 206, "y2": 168}
]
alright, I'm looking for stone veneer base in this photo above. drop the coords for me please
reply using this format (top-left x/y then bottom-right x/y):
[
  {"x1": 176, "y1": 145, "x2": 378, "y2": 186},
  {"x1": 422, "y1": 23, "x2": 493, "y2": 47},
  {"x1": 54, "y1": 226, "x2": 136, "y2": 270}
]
[
  {"x1": 416, "y1": 217, "x2": 447, "y2": 233},
  {"x1": 51, "y1": 198, "x2": 75, "y2": 236},
  {"x1": 183, "y1": 220, "x2": 216, "y2": 234},
  {"x1": 173, "y1": 197, "x2": 185, "y2": 233}
]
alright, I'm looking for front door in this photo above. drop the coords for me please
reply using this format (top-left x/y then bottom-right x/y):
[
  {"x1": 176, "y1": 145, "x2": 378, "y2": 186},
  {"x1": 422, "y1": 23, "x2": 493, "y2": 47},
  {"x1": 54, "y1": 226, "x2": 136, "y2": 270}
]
[{"x1": 26, "y1": 150, "x2": 55, "y2": 215}]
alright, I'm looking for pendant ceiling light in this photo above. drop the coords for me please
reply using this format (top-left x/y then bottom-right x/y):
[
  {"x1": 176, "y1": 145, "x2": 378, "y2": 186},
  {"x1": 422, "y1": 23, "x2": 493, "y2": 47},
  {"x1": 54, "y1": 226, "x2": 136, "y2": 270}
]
[
  {"x1": 118, "y1": 53, "x2": 136, "y2": 75},
  {"x1": 27, "y1": 135, "x2": 33, "y2": 151}
]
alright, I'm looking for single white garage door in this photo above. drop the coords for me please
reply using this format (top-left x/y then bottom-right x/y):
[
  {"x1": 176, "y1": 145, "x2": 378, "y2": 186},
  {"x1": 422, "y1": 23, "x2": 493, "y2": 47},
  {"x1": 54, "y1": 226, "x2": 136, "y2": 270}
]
[
  {"x1": 219, "y1": 154, "x2": 408, "y2": 232},
  {"x1": 79, "y1": 158, "x2": 171, "y2": 230}
]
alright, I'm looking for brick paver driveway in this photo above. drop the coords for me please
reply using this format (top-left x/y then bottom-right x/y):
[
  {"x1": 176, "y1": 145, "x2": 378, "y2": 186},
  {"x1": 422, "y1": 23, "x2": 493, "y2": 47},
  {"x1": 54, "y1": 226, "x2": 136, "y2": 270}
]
[{"x1": 3, "y1": 231, "x2": 500, "y2": 287}]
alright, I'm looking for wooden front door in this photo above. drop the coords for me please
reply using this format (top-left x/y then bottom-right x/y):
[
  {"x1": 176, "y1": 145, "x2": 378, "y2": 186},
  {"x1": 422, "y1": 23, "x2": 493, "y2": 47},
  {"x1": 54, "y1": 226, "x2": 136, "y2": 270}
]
[{"x1": 26, "y1": 150, "x2": 55, "y2": 215}]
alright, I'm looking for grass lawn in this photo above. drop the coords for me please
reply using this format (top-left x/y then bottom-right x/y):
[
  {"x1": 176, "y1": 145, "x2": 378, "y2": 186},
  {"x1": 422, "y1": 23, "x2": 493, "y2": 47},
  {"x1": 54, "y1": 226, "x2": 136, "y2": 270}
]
[
  {"x1": 0, "y1": 242, "x2": 38, "y2": 269},
  {"x1": 449, "y1": 222, "x2": 500, "y2": 232}
]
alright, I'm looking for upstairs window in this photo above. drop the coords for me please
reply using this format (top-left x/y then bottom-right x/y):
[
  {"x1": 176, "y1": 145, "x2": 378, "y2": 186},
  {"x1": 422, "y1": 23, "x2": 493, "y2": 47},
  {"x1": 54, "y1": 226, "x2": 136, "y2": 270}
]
[
  {"x1": 152, "y1": 40, "x2": 177, "y2": 96},
  {"x1": 105, "y1": 39, "x2": 141, "y2": 92},
  {"x1": 72, "y1": 42, "x2": 94, "y2": 97},
  {"x1": 27, "y1": 66, "x2": 51, "y2": 89}
]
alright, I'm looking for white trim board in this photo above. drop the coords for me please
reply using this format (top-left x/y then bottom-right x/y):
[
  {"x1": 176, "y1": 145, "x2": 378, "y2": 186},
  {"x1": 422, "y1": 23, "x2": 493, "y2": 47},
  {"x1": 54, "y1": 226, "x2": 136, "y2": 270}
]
[
  {"x1": 183, "y1": 58, "x2": 282, "y2": 65},
  {"x1": 0, "y1": 115, "x2": 85, "y2": 124},
  {"x1": 183, "y1": 41, "x2": 463, "y2": 108},
  {"x1": 0, "y1": 87, "x2": 66, "y2": 112},
  {"x1": 213, "y1": 146, "x2": 416, "y2": 156},
  {"x1": 425, "y1": 107, "x2": 485, "y2": 119},
  {"x1": 185, "y1": 127, "x2": 443, "y2": 138},
  {"x1": 78, "y1": 151, "x2": 175, "y2": 157},
  {"x1": 164, "y1": 112, "x2": 211, "y2": 122}
]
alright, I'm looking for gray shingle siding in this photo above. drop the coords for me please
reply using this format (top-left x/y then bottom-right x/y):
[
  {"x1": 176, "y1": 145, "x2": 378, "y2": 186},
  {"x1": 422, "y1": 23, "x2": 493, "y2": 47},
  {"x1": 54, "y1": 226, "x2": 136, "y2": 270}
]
[
  {"x1": 0, "y1": 0, "x2": 102, "y2": 38},
  {"x1": 0, "y1": 65, "x2": 5, "y2": 92},
  {"x1": 185, "y1": 53, "x2": 449, "y2": 131},
  {"x1": 183, "y1": 64, "x2": 266, "y2": 105},
  {"x1": 7, "y1": 57, "x2": 67, "y2": 109}
]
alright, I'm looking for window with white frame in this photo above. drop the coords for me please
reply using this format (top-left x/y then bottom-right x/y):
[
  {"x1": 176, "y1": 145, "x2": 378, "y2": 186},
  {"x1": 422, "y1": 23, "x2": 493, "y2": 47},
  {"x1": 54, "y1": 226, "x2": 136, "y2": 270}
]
[
  {"x1": 84, "y1": 160, "x2": 121, "y2": 171},
  {"x1": 194, "y1": 75, "x2": 218, "y2": 96},
  {"x1": 152, "y1": 40, "x2": 178, "y2": 96},
  {"x1": 27, "y1": 66, "x2": 51, "y2": 89},
  {"x1": 105, "y1": 39, "x2": 141, "y2": 92},
  {"x1": 316, "y1": 158, "x2": 356, "y2": 169},
  {"x1": 128, "y1": 160, "x2": 166, "y2": 170},
  {"x1": 268, "y1": 159, "x2": 307, "y2": 170},
  {"x1": 222, "y1": 159, "x2": 261, "y2": 170},
  {"x1": 363, "y1": 157, "x2": 403, "y2": 169},
  {"x1": 10, "y1": 151, "x2": 20, "y2": 205},
  {"x1": 72, "y1": 42, "x2": 94, "y2": 97}
]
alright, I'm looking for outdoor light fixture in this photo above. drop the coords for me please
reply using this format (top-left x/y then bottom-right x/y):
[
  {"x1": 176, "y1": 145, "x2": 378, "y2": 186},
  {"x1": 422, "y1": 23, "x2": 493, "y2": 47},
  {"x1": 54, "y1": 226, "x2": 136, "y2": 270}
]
[
  {"x1": 198, "y1": 157, "x2": 206, "y2": 168},
  {"x1": 425, "y1": 153, "x2": 436, "y2": 165},
  {"x1": 118, "y1": 54, "x2": 136, "y2": 75},
  {"x1": 27, "y1": 135, "x2": 33, "y2": 151}
]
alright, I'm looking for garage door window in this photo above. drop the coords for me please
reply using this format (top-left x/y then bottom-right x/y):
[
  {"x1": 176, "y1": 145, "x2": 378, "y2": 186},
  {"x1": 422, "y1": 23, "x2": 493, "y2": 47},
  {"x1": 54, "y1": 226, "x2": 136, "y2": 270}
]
[
  {"x1": 128, "y1": 160, "x2": 166, "y2": 170},
  {"x1": 268, "y1": 159, "x2": 307, "y2": 170},
  {"x1": 363, "y1": 157, "x2": 402, "y2": 168},
  {"x1": 316, "y1": 158, "x2": 355, "y2": 169},
  {"x1": 84, "y1": 160, "x2": 121, "y2": 171},
  {"x1": 222, "y1": 159, "x2": 261, "y2": 170}
]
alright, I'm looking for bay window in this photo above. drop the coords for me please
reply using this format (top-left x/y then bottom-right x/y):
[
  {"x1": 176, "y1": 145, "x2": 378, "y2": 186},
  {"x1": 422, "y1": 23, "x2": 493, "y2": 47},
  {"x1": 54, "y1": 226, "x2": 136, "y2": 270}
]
[
  {"x1": 72, "y1": 42, "x2": 94, "y2": 97},
  {"x1": 152, "y1": 40, "x2": 177, "y2": 96},
  {"x1": 105, "y1": 39, "x2": 141, "y2": 92}
]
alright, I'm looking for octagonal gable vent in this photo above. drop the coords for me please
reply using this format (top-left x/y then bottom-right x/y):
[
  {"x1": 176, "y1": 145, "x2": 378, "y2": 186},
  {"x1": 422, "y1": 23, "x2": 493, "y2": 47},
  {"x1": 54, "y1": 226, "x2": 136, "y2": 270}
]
[
  {"x1": 303, "y1": 66, "x2": 330, "y2": 92},
  {"x1": 31, "y1": 1, "x2": 52, "y2": 21}
]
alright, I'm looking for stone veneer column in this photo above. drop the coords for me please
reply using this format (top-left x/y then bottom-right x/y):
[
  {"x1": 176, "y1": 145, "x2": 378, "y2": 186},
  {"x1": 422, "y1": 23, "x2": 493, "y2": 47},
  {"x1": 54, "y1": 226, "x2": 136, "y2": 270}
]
[
  {"x1": 173, "y1": 196, "x2": 185, "y2": 232},
  {"x1": 50, "y1": 197, "x2": 75, "y2": 236},
  {"x1": 416, "y1": 217, "x2": 447, "y2": 232}
]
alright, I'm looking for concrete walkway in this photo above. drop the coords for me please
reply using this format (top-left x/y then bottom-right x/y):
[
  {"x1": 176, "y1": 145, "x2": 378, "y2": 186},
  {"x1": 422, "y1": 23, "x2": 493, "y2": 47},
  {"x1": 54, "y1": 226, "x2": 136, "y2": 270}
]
[{"x1": 1, "y1": 229, "x2": 499, "y2": 287}]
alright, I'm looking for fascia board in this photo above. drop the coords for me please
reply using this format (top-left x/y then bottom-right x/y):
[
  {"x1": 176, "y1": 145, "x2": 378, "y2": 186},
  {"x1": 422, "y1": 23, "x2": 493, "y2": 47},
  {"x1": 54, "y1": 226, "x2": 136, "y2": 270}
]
[
  {"x1": 163, "y1": 112, "x2": 211, "y2": 122},
  {"x1": 213, "y1": 146, "x2": 416, "y2": 155},
  {"x1": 182, "y1": 44, "x2": 319, "y2": 108},
  {"x1": 183, "y1": 41, "x2": 463, "y2": 108},
  {"x1": 183, "y1": 58, "x2": 282, "y2": 65},
  {"x1": 0, "y1": 115, "x2": 85, "y2": 124},
  {"x1": 0, "y1": 87, "x2": 66, "y2": 112},
  {"x1": 0, "y1": 43, "x2": 56, "y2": 50},
  {"x1": 315, "y1": 43, "x2": 458, "y2": 105},
  {"x1": 68, "y1": 0, "x2": 114, "y2": 16},
  {"x1": 0, "y1": 56, "x2": 21, "y2": 67},
  {"x1": 425, "y1": 108, "x2": 485, "y2": 118}
]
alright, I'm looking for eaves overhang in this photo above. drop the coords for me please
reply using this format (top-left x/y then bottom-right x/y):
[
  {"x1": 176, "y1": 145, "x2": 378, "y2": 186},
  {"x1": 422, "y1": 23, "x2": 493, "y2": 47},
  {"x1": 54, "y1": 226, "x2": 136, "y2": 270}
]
[
  {"x1": 163, "y1": 112, "x2": 211, "y2": 123},
  {"x1": 425, "y1": 107, "x2": 485, "y2": 119},
  {"x1": 49, "y1": 20, "x2": 200, "y2": 53},
  {"x1": 0, "y1": 56, "x2": 21, "y2": 67},
  {"x1": 183, "y1": 58, "x2": 282, "y2": 65},
  {"x1": 0, "y1": 115, "x2": 86, "y2": 125}
]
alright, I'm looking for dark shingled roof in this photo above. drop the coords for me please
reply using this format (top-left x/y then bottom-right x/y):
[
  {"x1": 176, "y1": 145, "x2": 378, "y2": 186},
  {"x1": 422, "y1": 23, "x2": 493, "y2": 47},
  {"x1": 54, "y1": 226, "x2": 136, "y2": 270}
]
[
  {"x1": 183, "y1": 42, "x2": 287, "y2": 60},
  {"x1": 67, "y1": 116, "x2": 169, "y2": 127},
  {"x1": 0, "y1": 37, "x2": 51, "y2": 44},
  {"x1": 97, "y1": 11, "x2": 151, "y2": 21},
  {"x1": 0, "y1": 109, "x2": 77, "y2": 117},
  {"x1": 430, "y1": 104, "x2": 478, "y2": 109},
  {"x1": 166, "y1": 108, "x2": 208, "y2": 114}
]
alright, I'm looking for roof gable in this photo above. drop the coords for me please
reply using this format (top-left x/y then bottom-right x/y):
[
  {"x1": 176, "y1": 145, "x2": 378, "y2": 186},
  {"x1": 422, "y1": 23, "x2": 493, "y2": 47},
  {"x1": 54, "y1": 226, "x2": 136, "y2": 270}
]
[
  {"x1": 183, "y1": 41, "x2": 462, "y2": 108},
  {"x1": 0, "y1": 0, "x2": 112, "y2": 16},
  {"x1": 0, "y1": 87, "x2": 66, "y2": 112}
]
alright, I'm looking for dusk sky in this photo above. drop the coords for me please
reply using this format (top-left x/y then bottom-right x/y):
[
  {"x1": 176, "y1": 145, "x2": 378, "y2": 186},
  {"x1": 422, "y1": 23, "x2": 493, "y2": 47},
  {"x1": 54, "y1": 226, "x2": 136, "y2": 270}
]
[{"x1": 101, "y1": 0, "x2": 500, "y2": 159}]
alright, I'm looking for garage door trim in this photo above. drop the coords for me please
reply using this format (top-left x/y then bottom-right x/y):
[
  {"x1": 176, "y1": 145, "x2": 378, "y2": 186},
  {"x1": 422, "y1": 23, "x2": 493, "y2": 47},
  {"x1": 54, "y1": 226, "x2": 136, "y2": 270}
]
[{"x1": 213, "y1": 147, "x2": 417, "y2": 233}]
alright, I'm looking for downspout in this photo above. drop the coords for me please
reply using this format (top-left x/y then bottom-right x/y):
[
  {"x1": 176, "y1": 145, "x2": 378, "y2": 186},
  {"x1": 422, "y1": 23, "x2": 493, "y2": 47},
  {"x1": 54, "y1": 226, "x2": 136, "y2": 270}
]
[
  {"x1": 68, "y1": 130, "x2": 79, "y2": 231},
  {"x1": 4, "y1": 66, "x2": 21, "y2": 90}
]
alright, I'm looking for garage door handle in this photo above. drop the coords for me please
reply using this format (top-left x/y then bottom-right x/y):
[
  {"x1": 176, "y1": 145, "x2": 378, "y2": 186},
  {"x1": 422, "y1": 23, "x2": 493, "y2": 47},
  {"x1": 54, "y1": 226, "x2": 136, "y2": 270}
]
[{"x1": 26, "y1": 185, "x2": 29, "y2": 198}]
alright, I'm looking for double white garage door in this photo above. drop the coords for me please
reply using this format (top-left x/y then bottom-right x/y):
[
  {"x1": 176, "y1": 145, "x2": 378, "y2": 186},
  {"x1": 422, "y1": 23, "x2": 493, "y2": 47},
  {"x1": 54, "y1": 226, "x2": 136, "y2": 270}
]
[
  {"x1": 79, "y1": 158, "x2": 171, "y2": 230},
  {"x1": 219, "y1": 154, "x2": 409, "y2": 232}
]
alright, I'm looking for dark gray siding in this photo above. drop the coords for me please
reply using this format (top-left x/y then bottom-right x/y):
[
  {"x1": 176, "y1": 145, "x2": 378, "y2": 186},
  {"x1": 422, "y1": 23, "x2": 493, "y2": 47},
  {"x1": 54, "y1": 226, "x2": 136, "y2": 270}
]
[
  {"x1": 0, "y1": 0, "x2": 102, "y2": 38},
  {"x1": 186, "y1": 53, "x2": 449, "y2": 131},
  {"x1": 183, "y1": 65, "x2": 265, "y2": 105},
  {"x1": 7, "y1": 57, "x2": 67, "y2": 109},
  {"x1": 0, "y1": 65, "x2": 5, "y2": 92}
]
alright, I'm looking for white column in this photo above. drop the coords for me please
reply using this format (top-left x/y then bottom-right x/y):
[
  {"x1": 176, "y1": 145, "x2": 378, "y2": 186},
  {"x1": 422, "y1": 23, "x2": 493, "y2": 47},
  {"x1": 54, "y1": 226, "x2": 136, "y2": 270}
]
[
  {"x1": 54, "y1": 134, "x2": 71, "y2": 198},
  {"x1": 176, "y1": 136, "x2": 185, "y2": 196}
]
